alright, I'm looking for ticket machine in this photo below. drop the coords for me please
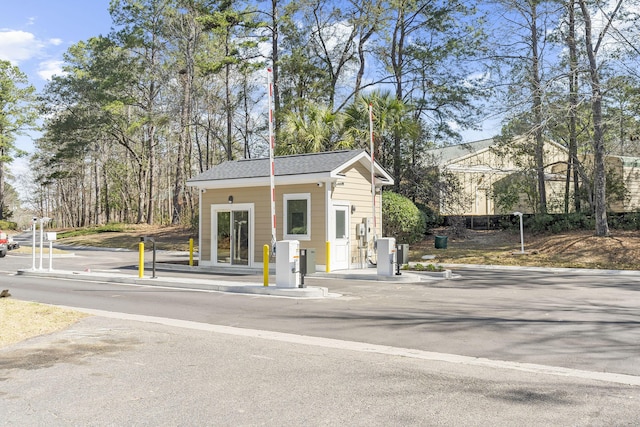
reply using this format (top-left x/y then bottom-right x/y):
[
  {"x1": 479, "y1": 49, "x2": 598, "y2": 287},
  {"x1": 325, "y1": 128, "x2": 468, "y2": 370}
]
[
  {"x1": 276, "y1": 240, "x2": 300, "y2": 287},
  {"x1": 376, "y1": 237, "x2": 396, "y2": 277}
]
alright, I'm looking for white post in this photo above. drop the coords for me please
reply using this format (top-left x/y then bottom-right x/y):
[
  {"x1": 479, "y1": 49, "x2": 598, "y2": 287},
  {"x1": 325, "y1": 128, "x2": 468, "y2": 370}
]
[
  {"x1": 31, "y1": 219, "x2": 36, "y2": 270},
  {"x1": 514, "y1": 212, "x2": 524, "y2": 254},
  {"x1": 39, "y1": 219, "x2": 44, "y2": 270},
  {"x1": 38, "y1": 217, "x2": 51, "y2": 270},
  {"x1": 48, "y1": 240, "x2": 53, "y2": 271}
]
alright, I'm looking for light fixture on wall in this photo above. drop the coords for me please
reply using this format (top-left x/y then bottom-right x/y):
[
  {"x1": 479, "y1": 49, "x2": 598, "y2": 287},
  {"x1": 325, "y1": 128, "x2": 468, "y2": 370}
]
[
  {"x1": 228, "y1": 195, "x2": 234, "y2": 204},
  {"x1": 351, "y1": 205, "x2": 356, "y2": 214},
  {"x1": 317, "y1": 182, "x2": 323, "y2": 187}
]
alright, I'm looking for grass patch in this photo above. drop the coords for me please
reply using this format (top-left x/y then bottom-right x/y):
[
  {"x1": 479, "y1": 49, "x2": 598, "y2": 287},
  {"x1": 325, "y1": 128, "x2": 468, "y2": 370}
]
[
  {"x1": 0, "y1": 299, "x2": 88, "y2": 348},
  {"x1": 56, "y1": 224, "x2": 196, "y2": 251},
  {"x1": 56, "y1": 223, "x2": 129, "y2": 239}
]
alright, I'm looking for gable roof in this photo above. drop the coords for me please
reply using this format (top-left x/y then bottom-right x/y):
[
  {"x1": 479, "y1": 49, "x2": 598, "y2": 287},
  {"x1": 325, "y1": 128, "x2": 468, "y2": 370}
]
[
  {"x1": 426, "y1": 136, "x2": 570, "y2": 166},
  {"x1": 425, "y1": 138, "x2": 496, "y2": 164},
  {"x1": 188, "y1": 149, "x2": 394, "y2": 189}
]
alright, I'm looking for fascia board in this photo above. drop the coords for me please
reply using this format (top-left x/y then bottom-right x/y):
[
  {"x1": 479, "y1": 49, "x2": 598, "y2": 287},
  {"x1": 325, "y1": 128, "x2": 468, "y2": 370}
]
[
  {"x1": 333, "y1": 151, "x2": 395, "y2": 184},
  {"x1": 188, "y1": 172, "x2": 333, "y2": 189}
]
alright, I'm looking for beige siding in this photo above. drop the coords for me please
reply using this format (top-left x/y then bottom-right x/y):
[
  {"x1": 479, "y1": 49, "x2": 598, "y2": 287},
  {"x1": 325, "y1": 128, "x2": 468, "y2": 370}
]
[
  {"x1": 333, "y1": 162, "x2": 381, "y2": 264},
  {"x1": 197, "y1": 158, "x2": 391, "y2": 269},
  {"x1": 624, "y1": 160, "x2": 640, "y2": 211},
  {"x1": 200, "y1": 187, "x2": 272, "y2": 263},
  {"x1": 279, "y1": 184, "x2": 328, "y2": 264},
  {"x1": 200, "y1": 184, "x2": 328, "y2": 265},
  {"x1": 444, "y1": 140, "x2": 571, "y2": 215}
]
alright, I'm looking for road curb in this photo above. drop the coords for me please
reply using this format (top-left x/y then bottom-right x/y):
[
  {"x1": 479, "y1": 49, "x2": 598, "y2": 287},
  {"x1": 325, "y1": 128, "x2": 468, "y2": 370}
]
[{"x1": 16, "y1": 269, "x2": 331, "y2": 299}]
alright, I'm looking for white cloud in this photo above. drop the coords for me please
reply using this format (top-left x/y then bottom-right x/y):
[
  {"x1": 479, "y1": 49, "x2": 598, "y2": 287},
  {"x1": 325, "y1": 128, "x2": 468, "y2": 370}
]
[
  {"x1": 37, "y1": 59, "x2": 64, "y2": 81},
  {"x1": 48, "y1": 38, "x2": 63, "y2": 46},
  {"x1": 0, "y1": 30, "x2": 43, "y2": 63}
]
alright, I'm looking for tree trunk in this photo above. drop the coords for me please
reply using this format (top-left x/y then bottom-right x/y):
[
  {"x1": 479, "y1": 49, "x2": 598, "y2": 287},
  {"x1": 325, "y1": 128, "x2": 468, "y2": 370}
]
[
  {"x1": 0, "y1": 159, "x2": 5, "y2": 221},
  {"x1": 172, "y1": 49, "x2": 193, "y2": 224},
  {"x1": 530, "y1": 3, "x2": 547, "y2": 214},
  {"x1": 146, "y1": 124, "x2": 156, "y2": 224},
  {"x1": 579, "y1": 0, "x2": 611, "y2": 236},
  {"x1": 391, "y1": 8, "x2": 405, "y2": 193},
  {"x1": 566, "y1": 0, "x2": 581, "y2": 214}
]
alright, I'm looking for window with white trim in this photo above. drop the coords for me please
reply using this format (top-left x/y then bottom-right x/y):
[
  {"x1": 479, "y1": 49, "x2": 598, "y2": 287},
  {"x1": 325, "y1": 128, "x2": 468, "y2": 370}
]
[{"x1": 284, "y1": 193, "x2": 311, "y2": 240}]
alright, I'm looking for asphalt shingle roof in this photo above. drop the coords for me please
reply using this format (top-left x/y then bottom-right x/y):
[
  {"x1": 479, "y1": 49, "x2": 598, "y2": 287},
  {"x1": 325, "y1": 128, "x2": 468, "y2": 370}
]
[{"x1": 188, "y1": 149, "x2": 368, "y2": 183}]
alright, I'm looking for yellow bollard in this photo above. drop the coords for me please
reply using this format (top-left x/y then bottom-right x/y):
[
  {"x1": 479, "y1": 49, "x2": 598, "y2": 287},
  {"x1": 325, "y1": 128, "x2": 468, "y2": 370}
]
[
  {"x1": 263, "y1": 244, "x2": 270, "y2": 286},
  {"x1": 325, "y1": 241, "x2": 331, "y2": 273},
  {"x1": 189, "y1": 238, "x2": 194, "y2": 266},
  {"x1": 138, "y1": 241, "x2": 144, "y2": 278}
]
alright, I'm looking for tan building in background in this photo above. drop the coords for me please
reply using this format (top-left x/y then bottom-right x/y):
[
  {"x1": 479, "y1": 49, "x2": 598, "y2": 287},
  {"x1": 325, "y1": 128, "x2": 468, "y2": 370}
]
[
  {"x1": 426, "y1": 137, "x2": 570, "y2": 216},
  {"x1": 428, "y1": 136, "x2": 640, "y2": 217}
]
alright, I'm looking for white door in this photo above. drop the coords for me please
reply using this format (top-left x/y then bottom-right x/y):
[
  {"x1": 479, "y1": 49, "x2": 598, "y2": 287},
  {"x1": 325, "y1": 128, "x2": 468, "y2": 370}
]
[{"x1": 331, "y1": 204, "x2": 350, "y2": 270}]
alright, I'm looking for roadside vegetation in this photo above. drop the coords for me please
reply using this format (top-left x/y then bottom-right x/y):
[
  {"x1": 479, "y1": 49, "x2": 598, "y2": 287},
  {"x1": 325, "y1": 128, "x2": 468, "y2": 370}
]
[{"x1": 0, "y1": 299, "x2": 87, "y2": 348}]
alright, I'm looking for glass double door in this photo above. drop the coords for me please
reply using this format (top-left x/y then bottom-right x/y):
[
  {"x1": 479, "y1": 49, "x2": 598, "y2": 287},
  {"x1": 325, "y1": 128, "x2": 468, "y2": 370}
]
[{"x1": 216, "y1": 210, "x2": 249, "y2": 265}]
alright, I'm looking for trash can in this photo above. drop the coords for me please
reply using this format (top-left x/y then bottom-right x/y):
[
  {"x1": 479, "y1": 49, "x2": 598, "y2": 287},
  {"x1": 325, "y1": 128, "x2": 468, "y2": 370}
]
[
  {"x1": 434, "y1": 235, "x2": 448, "y2": 249},
  {"x1": 396, "y1": 244, "x2": 409, "y2": 265}
]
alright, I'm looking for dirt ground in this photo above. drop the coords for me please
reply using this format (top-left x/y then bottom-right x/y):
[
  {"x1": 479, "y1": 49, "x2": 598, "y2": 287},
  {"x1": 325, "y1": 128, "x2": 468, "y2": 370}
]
[{"x1": 414, "y1": 228, "x2": 640, "y2": 270}]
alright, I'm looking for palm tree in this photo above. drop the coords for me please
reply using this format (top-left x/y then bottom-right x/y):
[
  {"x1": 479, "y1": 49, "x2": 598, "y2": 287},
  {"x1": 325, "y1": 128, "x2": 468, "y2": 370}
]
[
  {"x1": 342, "y1": 91, "x2": 419, "y2": 190},
  {"x1": 277, "y1": 103, "x2": 350, "y2": 155}
]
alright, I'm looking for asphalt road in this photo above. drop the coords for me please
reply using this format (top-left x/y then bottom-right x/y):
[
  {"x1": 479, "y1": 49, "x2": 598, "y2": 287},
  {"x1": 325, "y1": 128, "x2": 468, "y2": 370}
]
[{"x1": 2, "y1": 245, "x2": 640, "y2": 425}]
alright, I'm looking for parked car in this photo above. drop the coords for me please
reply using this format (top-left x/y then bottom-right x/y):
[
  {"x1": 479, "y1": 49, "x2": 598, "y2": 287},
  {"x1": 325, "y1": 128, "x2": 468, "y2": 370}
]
[
  {"x1": 0, "y1": 231, "x2": 19, "y2": 250},
  {"x1": 0, "y1": 243, "x2": 6, "y2": 258}
]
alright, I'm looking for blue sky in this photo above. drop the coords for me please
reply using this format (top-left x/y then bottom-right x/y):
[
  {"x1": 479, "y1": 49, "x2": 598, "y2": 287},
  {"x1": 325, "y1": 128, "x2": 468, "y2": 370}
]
[
  {"x1": 1, "y1": 1, "x2": 112, "y2": 91},
  {"x1": 0, "y1": 1, "x2": 112, "y2": 189}
]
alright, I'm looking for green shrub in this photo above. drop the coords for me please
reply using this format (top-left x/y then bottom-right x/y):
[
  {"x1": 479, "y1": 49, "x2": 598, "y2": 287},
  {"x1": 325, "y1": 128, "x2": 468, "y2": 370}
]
[
  {"x1": 0, "y1": 220, "x2": 18, "y2": 231},
  {"x1": 382, "y1": 191, "x2": 426, "y2": 244},
  {"x1": 523, "y1": 213, "x2": 594, "y2": 233},
  {"x1": 410, "y1": 263, "x2": 442, "y2": 272},
  {"x1": 609, "y1": 212, "x2": 640, "y2": 230},
  {"x1": 415, "y1": 202, "x2": 442, "y2": 232}
]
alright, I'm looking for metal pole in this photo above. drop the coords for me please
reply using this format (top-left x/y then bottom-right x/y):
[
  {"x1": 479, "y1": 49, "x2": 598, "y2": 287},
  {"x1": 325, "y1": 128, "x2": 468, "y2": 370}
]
[
  {"x1": 267, "y1": 68, "x2": 277, "y2": 256},
  {"x1": 263, "y1": 244, "x2": 269, "y2": 286},
  {"x1": 139, "y1": 240, "x2": 144, "y2": 278},
  {"x1": 39, "y1": 219, "x2": 44, "y2": 270},
  {"x1": 520, "y1": 215, "x2": 525, "y2": 253},
  {"x1": 31, "y1": 219, "x2": 36, "y2": 270},
  {"x1": 369, "y1": 104, "x2": 377, "y2": 246},
  {"x1": 48, "y1": 240, "x2": 53, "y2": 272},
  {"x1": 151, "y1": 239, "x2": 156, "y2": 279},
  {"x1": 189, "y1": 238, "x2": 194, "y2": 266},
  {"x1": 325, "y1": 241, "x2": 331, "y2": 273},
  {"x1": 513, "y1": 212, "x2": 524, "y2": 254}
]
